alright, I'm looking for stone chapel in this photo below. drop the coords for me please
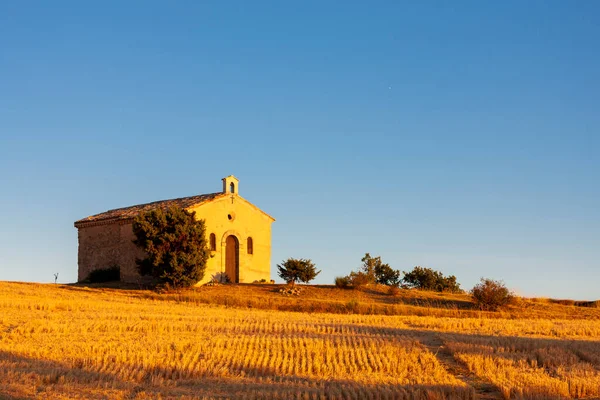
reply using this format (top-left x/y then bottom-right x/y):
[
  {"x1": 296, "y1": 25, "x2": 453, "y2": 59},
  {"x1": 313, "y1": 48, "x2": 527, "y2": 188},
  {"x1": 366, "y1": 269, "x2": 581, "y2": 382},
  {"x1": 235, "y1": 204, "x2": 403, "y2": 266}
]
[{"x1": 74, "y1": 176, "x2": 275, "y2": 284}]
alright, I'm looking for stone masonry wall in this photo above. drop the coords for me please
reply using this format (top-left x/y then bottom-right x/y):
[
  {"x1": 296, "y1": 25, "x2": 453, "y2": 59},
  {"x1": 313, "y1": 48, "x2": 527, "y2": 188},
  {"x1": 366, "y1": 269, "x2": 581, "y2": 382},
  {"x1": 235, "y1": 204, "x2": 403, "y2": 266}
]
[{"x1": 77, "y1": 222, "x2": 145, "y2": 282}]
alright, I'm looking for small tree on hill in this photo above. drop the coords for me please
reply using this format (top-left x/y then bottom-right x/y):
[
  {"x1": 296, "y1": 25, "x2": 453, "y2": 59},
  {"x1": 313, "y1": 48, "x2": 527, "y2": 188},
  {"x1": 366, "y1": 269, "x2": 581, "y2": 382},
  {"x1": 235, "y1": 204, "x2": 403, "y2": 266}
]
[
  {"x1": 374, "y1": 263, "x2": 401, "y2": 286},
  {"x1": 277, "y1": 258, "x2": 320, "y2": 285},
  {"x1": 360, "y1": 253, "x2": 401, "y2": 286},
  {"x1": 402, "y1": 266, "x2": 461, "y2": 293},
  {"x1": 359, "y1": 253, "x2": 378, "y2": 283},
  {"x1": 471, "y1": 278, "x2": 514, "y2": 311},
  {"x1": 132, "y1": 206, "x2": 210, "y2": 288}
]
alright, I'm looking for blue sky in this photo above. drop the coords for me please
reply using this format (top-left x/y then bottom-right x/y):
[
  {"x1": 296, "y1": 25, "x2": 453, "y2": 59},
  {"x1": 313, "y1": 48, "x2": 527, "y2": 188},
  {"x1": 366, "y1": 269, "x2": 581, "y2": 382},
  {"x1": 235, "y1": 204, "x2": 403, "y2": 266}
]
[{"x1": 1, "y1": 1, "x2": 598, "y2": 299}]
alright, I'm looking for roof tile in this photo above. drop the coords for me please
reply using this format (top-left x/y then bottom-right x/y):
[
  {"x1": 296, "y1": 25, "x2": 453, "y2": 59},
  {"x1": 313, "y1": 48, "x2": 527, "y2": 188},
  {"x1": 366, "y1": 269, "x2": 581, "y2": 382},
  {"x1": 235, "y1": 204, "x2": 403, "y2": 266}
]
[{"x1": 74, "y1": 192, "x2": 227, "y2": 227}]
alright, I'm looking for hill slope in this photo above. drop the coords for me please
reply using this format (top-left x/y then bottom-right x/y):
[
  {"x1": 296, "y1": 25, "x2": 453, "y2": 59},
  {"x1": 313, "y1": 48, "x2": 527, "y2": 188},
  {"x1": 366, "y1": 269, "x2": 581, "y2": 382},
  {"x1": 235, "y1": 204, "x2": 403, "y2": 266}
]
[
  {"x1": 94, "y1": 281, "x2": 600, "y2": 320},
  {"x1": 1, "y1": 281, "x2": 600, "y2": 399}
]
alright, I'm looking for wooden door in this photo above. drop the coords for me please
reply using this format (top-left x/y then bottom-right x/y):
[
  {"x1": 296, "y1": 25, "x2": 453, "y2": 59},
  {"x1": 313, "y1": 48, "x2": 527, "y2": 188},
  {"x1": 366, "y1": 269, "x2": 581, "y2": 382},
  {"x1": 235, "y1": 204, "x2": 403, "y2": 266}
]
[{"x1": 225, "y1": 235, "x2": 239, "y2": 283}]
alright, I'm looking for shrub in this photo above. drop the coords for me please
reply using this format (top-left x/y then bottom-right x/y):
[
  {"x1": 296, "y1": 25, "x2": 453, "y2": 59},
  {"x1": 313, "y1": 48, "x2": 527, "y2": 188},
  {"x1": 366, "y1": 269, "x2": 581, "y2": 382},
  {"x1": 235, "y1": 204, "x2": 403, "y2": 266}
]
[
  {"x1": 211, "y1": 272, "x2": 231, "y2": 284},
  {"x1": 346, "y1": 298, "x2": 360, "y2": 313},
  {"x1": 335, "y1": 276, "x2": 351, "y2": 289},
  {"x1": 87, "y1": 266, "x2": 120, "y2": 283},
  {"x1": 132, "y1": 206, "x2": 210, "y2": 288},
  {"x1": 471, "y1": 278, "x2": 514, "y2": 311},
  {"x1": 402, "y1": 266, "x2": 461, "y2": 293},
  {"x1": 550, "y1": 299, "x2": 576, "y2": 306},
  {"x1": 574, "y1": 300, "x2": 600, "y2": 308},
  {"x1": 387, "y1": 284, "x2": 401, "y2": 296},
  {"x1": 348, "y1": 271, "x2": 372, "y2": 290},
  {"x1": 277, "y1": 258, "x2": 320, "y2": 285}
]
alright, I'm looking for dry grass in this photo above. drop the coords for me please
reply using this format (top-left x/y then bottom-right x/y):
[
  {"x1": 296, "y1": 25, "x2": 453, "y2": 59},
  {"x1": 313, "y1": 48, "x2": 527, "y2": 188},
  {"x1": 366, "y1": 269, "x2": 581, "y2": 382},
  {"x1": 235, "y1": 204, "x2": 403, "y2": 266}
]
[
  {"x1": 1, "y1": 281, "x2": 599, "y2": 399},
  {"x1": 446, "y1": 335, "x2": 600, "y2": 399},
  {"x1": 116, "y1": 283, "x2": 600, "y2": 320}
]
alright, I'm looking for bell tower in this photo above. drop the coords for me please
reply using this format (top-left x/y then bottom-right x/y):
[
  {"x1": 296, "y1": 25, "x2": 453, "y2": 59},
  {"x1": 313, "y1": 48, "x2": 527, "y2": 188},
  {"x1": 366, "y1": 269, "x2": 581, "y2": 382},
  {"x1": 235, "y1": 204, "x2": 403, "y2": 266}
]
[{"x1": 222, "y1": 175, "x2": 239, "y2": 195}]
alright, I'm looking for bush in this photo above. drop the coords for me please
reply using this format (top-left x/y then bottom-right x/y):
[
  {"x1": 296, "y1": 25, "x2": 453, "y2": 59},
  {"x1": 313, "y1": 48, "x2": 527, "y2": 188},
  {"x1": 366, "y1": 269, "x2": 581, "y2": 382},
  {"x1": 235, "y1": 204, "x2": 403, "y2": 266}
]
[
  {"x1": 471, "y1": 278, "x2": 514, "y2": 311},
  {"x1": 210, "y1": 272, "x2": 231, "y2": 284},
  {"x1": 348, "y1": 271, "x2": 372, "y2": 290},
  {"x1": 87, "y1": 266, "x2": 120, "y2": 283},
  {"x1": 277, "y1": 258, "x2": 320, "y2": 285},
  {"x1": 402, "y1": 266, "x2": 461, "y2": 293},
  {"x1": 132, "y1": 206, "x2": 210, "y2": 288},
  {"x1": 575, "y1": 300, "x2": 600, "y2": 308},
  {"x1": 346, "y1": 298, "x2": 360, "y2": 313},
  {"x1": 387, "y1": 284, "x2": 401, "y2": 296},
  {"x1": 550, "y1": 299, "x2": 576, "y2": 306},
  {"x1": 335, "y1": 276, "x2": 351, "y2": 289}
]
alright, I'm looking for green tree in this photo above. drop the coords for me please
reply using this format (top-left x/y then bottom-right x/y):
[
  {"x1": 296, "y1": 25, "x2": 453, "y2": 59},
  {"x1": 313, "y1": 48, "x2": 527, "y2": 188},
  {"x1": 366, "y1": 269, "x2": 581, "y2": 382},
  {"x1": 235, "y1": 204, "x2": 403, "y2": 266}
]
[
  {"x1": 359, "y1": 253, "x2": 378, "y2": 283},
  {"x1": 361, "y1": 253, "x2": 401, "y2": 286},
  {"x1": 375, "y1": 263, "x2": 402, "y2": 286},
  {"x1": 132, "y1": 206, "x2": 210, "y2": 288},
  {"x1": 471, "y1": 278, "x2": 514, "y2": 311},
  {"x1": 402, "y1": 266, "x2": 461, "y2": 293},
  {"x1": 277, "y1": 258, "x2": 320, "y2": 285}
]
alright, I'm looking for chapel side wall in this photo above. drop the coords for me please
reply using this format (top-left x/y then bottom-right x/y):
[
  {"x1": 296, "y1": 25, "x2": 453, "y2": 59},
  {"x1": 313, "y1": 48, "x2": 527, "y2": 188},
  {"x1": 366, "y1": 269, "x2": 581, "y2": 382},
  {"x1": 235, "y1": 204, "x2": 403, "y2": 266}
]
[{"x1": 77, "y1": 222, "x2": 144, "y2": 283}]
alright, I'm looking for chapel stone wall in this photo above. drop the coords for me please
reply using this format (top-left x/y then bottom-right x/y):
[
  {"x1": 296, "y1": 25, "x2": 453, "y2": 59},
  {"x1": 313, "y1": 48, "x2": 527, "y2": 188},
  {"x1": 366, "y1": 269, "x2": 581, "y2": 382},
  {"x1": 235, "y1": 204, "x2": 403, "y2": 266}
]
[{"x1": 77, "y1": 222, "x2": 144, "y2": 283}]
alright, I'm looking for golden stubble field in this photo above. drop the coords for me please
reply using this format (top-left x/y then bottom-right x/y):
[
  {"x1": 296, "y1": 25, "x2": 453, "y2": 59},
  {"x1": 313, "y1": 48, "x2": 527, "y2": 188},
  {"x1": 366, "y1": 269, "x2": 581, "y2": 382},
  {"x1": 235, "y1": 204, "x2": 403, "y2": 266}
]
[{"x1": 1, "y1": 282, "x2": 599, "y2": 399}]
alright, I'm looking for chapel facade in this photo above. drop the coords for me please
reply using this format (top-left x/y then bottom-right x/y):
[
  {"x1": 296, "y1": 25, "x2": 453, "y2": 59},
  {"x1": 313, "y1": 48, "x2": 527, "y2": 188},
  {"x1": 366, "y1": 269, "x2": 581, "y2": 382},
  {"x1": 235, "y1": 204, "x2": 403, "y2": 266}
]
[{"x1": 74, "y1": 176, "x2": 275, "y2": 285}]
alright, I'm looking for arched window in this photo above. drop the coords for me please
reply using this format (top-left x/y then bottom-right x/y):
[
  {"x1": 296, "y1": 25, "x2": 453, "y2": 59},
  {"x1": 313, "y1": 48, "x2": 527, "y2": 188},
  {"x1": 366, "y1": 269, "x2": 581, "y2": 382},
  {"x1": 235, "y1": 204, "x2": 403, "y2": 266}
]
[
  {"x1": 247, "y1": 237, "x2": 253, "y2": 255},
  {"x1": 209, "y1": 233, "x2": 216, "y2": 251},
  {"x1": 230, "y1": 182, "x2": 235, "y2": 193}
]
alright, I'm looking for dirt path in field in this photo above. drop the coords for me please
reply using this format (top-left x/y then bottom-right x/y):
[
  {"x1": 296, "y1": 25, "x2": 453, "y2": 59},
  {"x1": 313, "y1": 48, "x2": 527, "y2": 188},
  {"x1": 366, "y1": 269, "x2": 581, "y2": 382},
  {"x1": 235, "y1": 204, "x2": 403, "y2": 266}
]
[{"x1": 416, "y1": 332, "x2": 504, "y2": 400}]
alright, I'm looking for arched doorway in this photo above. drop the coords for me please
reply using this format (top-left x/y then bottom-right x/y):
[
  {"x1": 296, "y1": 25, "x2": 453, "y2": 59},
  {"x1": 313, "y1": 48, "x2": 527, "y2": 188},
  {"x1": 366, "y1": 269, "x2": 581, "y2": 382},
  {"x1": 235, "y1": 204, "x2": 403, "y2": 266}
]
[{"x1": 225, "y1": 235, "x2": 239, "y2": 283}]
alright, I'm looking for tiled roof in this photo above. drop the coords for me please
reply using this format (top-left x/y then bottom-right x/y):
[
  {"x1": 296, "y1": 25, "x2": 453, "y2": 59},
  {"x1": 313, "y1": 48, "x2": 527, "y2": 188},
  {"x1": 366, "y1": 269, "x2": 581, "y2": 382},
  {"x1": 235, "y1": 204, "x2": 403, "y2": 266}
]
[{"x1": 74, "y1": 192, "x2": 227, "y2": 227}]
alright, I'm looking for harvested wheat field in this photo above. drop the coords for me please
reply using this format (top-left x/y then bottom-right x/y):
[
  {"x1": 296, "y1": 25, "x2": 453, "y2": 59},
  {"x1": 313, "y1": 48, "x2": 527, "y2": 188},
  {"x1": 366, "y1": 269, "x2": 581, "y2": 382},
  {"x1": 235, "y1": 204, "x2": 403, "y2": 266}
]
[{"x1": 1, "y1": 282, "x2": 599, "y2": 399}]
